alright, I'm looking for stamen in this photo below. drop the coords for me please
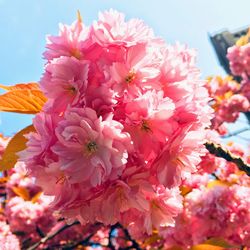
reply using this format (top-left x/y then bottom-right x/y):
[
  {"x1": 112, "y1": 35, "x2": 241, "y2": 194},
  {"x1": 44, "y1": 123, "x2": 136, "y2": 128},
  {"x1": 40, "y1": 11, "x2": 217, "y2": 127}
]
[
  {"x1": 86, "y1": 141, "x2": 98, "y2": 154},
  {"x1": 56, "y1": 174, "x2": 66, "y2": 184},
  {"x1": 68, "y1": 86, "x2": 77, "y2": 94},
  {"x1": 125, "y1": 70, "x2": 136, "y2": 84},
  {"x1": 141, "y1": 120, "x2": 152, "y2": 132},
  {"x1": 71, "y1": 48, "x2": 81, "y2": 59}
]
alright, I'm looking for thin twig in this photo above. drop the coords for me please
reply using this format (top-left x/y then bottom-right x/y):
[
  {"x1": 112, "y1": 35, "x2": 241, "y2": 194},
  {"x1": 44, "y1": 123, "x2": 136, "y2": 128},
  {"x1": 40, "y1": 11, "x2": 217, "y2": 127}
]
[
  {"x1": 36, "y1": 226, "x2": 45, "y2": 238},
  {"x1": 116, "y1": 223, "x2": 142, "y2": 250},
  {"x1": 211, "y1": 173, "x2": 219, "y2": 180},
  {"x1": 222, "y1": 127, "x2": 250, "y2": 138},
  {"x1": 107, "y1": 224, "x2": 116, "y2": 250},
  {"x1": 235, "y1": 134, "x2": 250, "y2": 142},
  {"x1": 61, "y1": 233, "x2": 94, "y2": 249},
  {"x1": 27, "y1": 221, "x2": 79, "y2": 250},
  {"x1": 205, "y1": 142, "x2": 250, "y2": 176}
]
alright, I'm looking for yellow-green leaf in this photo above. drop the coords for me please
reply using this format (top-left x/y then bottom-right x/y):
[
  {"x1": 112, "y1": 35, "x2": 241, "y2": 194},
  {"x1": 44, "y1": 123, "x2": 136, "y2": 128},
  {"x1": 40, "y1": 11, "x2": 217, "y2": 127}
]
[
  {"x1": 0, "y1": 89, "x2": 47, "y2": 114},
  {"x1": 143, "y1": 234, "x2": 162, "y2": 246},
  {"x1": 0, "y1": 125, "x2": 35, "y2": 171},
  {"x1": 77, "y1": 10, "x2": 82, "y2": 23},
  {"x1": 205, "y1": 238, "x2": 234, "y2": 248}
]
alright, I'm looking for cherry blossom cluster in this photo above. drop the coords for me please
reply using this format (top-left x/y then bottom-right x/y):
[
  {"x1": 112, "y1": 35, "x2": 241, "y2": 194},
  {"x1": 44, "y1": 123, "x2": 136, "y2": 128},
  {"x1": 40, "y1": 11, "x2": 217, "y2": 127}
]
[
  {"x1": 227, "y1": 42, "x2": 250, "y2": 78},
  {"x1": 205, "y1": 33, "x2": 250, "y2": 134},
  {"x1": 2, "y1": 139, "x2": 250, "y2": 248},
  {"x1": 0, "y1": 159, "x2": 107, "y2": 249},
  {"x1": 0, "y1": 221, "x2": 20, "y2": 250},
  {"x1": 162, "y1": 183, "x2": 250, "y2": 249},
  {"x1": 227, "y1": 36, "x2": 250, "y2": 110},
  {"x1": 152, "y1": 141, "x2": 250, "y2": 249},
  {"x1": 19, "y1": 9, "x2": 212, "y2": 234},
  {"x1": 206, "y1": 76, "x2": 249, "y2": 133}
]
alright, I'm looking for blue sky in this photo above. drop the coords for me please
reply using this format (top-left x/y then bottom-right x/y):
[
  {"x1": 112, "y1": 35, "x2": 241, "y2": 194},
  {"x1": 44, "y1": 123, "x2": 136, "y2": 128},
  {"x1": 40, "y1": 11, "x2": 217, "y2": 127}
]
[{"x1": 0, "y1": 0, "x2": 250, "y2": 138}]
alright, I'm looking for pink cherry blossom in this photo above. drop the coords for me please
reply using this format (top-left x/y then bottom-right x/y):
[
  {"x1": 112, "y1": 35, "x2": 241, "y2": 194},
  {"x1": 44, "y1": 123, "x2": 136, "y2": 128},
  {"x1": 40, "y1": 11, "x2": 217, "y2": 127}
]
[
  {"x1": 0, "y1": 221, "x2": 21, "y2": 250},
  {"x1": 44, "y1": 19, "x2": 89, "y2": 61},
  {"x1": 91, "y1": 9, "x2": 154, "y2": 47},
  {"x1": 40, "y1": 56, "x2": 89, "y2": 113},
  {"x1": 108, "y1": 43, "x2": 162, "y2": 97},
  {"x1": 124, "y1": 90, "x2": 175, "y2": 161},
  {"x1": 152, "y1": 129, "x2": 207, "y2": 188},
  {"x1": 52, "y1": 107, "x2": 131, "y2": 186}
]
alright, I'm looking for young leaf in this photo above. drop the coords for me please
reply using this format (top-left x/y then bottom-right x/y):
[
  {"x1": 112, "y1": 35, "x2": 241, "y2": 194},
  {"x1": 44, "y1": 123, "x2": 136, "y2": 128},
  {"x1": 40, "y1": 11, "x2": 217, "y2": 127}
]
[
  {"x1": 180, "y1": 185, "x2": 192, "y2": 196},
  {"x1": 12, "y1": 186, "x2": 30, "y2": 201},
  {"x1": 77, "y1": 10, "x2": 83, "y2": 23},
  {"x1": 0, "y1": 125, "x2": 35, "y2": 171},
  {"x1": 191, "y1": 244, "x2": 226, "y2": 250},
  {"x1": 207, "y1": 180, "x2": 230, "y2": 189},
  {"x1": 0, "y1": 176, "x2": 9, "y2": 184},
  {"x1": 0, "y1": 89, "x2": 47, "y2": 114},
  {"x1": 0, "y1": 82, "x2": 40, "y2": 91},
  {"x1": 205, "y1": 238, "x2": 234, "y2": 248},
  {"x1": 31, "y1": 191, "x2": 43, "y2": 203},
  {"x1": 166, "y1": 246, "x2": 183, "y2": 250}
]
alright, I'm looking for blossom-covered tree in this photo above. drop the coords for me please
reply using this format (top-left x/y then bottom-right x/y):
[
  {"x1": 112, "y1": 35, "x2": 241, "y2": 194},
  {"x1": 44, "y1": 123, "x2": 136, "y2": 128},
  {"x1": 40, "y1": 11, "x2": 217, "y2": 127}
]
[{"x1": 0, "y1": 10, "x2": 249, "y2": 250}]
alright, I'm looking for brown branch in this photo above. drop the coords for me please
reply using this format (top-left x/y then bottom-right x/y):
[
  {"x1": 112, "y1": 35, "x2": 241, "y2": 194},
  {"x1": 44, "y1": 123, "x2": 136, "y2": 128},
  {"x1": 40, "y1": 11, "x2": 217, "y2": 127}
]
[
  {"x1": 116, "y1": 223, "x2": 142, "y2": 250},
  {"x1": 205, "y1": 142, "x2": 250, "y2": 176},
  {"x1": 26, "y1": 221, "x2": 80, "y2": 250}
]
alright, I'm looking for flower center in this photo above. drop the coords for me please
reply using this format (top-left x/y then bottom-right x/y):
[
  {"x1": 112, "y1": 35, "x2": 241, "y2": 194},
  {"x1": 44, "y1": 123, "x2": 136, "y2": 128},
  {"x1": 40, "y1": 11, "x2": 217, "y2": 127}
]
[
  {"x1": 125, "y1": 70, "x2": 136, "y2": 84},
  {"x1": 71, "y1": 48, "x2": 81, "y2": 59},
  {"x1": 56, "y1": 174, "x2": 66, "y2": 184},
  {"x1": 85, "y1": 141, "x2": 98, "y2": 155},
  {"x1": 141, "y1": 120, "x2": 152, "y2": 132},
  {"x1": 68, "y1": 85, "x2": 77, "y2": 94}
]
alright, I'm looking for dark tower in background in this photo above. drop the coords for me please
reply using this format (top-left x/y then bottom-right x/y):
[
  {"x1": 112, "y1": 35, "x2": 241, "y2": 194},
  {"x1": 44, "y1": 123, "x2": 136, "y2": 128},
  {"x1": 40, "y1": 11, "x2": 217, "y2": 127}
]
[
  {"x1": 209, "y1": 28, "x2": 248, "y2": 75},
  {"x1": 209, "y1": 27, "x2": 250, "y2": 123}
]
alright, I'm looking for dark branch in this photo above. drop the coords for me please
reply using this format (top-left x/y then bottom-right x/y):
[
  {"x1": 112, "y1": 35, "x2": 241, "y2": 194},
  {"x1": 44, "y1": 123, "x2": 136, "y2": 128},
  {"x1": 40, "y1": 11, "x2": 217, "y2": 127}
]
[
  {"x1": 116, "y1": 223, "x2": 142, "y2": 250},
  {"x1": 107, "y1": 224, "x2": 116, "y2": 250},
  {"x1": 205, "y1": 142, "x2": 250, "y2": 176},
  {"x1": 36, "y1": 226, "x2": 45, "y2": 238},
  {"x1": 61, "y1": 233, "x2": 94, "y2": 249},
  {"x1": 27, "y1": 221, "x2": 80, "y2": 250}
]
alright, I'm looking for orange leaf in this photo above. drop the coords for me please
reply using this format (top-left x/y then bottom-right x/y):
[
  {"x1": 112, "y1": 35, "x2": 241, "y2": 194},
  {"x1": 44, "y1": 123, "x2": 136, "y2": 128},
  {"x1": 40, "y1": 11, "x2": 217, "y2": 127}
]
[
  {"x1": 207, "y1": 180, "x2": 231, "y2": 189},
  {"x1": 143, "y1": 233, "x2": 162, "y2": 246},
  {"x1": 180, "y1": 185, "x2": 192, "y2": 196},
  {"x1": 0, "y1": 125, "x2": 35, "y2": 171},
  {"x1": 31, "y1": 191, "x2": 43, "y2": 203},
  {"x1": 0, "y1": 176, "x2": 9, "y2": 184},
  {"x1": 191, "y1": 244, "x2": 225, "y2": 250},
  {"x1": 167, "y1": 246, "x2": 183, "y2": 250},
  {"x1": 0, "y1": 82, "x2": 40, "y2": 91},
  {"x1": 0, "y1": 89, "x2": 47, "y2": 114},
  {"x1": 12, "y1": 186, "x2": 30, "y2": 201}
]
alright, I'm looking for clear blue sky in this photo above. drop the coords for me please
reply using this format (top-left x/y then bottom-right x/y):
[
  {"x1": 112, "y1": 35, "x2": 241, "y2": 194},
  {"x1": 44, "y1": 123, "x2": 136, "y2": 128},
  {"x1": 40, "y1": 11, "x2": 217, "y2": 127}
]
[{"x1": 0, "y1": 0, "x2": 250, "y2": 138}]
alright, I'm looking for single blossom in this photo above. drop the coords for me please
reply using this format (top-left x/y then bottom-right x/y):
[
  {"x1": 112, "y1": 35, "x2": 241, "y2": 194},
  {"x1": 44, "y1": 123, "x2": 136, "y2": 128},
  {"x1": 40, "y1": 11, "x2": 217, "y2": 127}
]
[
  {"x1": 52, "y1": 107, "x2": 131, "y2": 186},
  {"x1": 40, "y1": 56, "x2": 89, "y2": 112},
  {"x1": 91, "y1": 9, "x2": 154, "y2": 47}
]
